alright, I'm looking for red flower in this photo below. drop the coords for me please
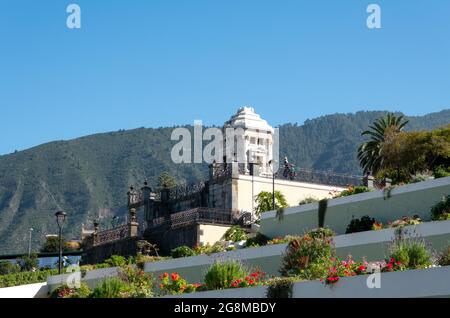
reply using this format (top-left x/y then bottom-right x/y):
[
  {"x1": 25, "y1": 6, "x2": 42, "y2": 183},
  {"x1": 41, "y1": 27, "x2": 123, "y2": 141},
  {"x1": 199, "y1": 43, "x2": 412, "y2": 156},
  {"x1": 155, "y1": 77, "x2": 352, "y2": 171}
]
[
  {"x1": 163, "y1": 272, "x2": 169, "y2": 278},
  {"x1": 358, "y1": 265, "x2": 366, "y2": 272},
  {"x1": 171, "y1": 272, "x2": 179, "y2": 281}
]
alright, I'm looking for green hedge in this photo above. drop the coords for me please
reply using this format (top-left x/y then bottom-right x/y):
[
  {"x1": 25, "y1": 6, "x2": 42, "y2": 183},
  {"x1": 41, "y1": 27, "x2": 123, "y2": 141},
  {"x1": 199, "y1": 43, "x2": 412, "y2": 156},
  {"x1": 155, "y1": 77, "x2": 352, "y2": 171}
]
[{"x1": 0, "y1": 269, "x2": 59, "y2": 288}]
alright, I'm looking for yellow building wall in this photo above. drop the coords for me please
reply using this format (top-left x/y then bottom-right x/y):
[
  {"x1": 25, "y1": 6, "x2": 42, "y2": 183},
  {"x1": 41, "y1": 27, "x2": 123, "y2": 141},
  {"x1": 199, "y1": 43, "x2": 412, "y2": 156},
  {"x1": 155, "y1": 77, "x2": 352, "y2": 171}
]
[
  {"x1": 235, "y1": 175, "x2": 344, "y2": 214},
  {"x1": 198, "y1": 224, "x2": 231, "y2": 246}
]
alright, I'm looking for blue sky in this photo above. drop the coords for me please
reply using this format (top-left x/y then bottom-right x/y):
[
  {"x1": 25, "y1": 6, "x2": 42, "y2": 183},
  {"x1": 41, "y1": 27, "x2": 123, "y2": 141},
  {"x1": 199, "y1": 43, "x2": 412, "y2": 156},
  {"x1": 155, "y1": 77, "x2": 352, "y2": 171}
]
[{"x1": 0, "y1": 0, "x2": 449, "y2": 155}]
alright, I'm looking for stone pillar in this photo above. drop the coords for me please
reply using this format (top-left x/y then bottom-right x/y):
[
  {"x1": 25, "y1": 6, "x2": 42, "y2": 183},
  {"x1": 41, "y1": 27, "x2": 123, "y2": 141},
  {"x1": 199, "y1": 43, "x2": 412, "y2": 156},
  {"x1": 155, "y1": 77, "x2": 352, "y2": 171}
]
[
  {"x1": 364, "y1": 175, "x2": 375, "y2": 189},
  {"x1": 231, "y1": 161, "x2": 239, "y2": 178},
  {"x1": 129, "y1": 208, "x2": 138, "y2": 237}
]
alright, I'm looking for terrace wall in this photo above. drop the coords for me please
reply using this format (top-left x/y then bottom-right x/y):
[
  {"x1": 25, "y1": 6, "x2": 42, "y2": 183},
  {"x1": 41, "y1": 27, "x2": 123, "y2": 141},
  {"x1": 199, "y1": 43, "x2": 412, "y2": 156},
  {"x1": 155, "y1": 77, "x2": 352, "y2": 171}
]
[{"x1": 260, "y1": 177, "x2": 450, "y2": 238}]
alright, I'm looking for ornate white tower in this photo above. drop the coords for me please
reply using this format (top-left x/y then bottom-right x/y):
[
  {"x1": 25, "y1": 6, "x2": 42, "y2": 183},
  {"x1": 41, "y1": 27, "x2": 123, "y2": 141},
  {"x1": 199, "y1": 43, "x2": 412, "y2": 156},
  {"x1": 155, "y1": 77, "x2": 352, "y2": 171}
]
[{"x1": 223, "y1": 107, "x2": 275, "y2": 176}]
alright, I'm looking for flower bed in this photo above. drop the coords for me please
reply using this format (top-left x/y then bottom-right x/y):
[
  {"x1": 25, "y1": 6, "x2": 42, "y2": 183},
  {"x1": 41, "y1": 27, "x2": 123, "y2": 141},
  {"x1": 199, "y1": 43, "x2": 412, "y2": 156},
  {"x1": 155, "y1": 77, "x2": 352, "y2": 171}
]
[{"x1": 162, "y1": 266, "x2": 450, "y2": 298}]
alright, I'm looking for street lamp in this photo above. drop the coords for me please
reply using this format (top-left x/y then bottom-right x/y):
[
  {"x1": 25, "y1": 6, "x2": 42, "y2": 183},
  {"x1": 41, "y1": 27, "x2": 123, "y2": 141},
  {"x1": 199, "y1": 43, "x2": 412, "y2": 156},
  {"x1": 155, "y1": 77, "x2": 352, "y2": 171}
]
[
  {"x1": 55, "y1": 211, "x2": 67, "y2": 274},
  {"x1": 28, "y1": 228, "x2": 34, "y2": 257},
  {"x1": 268, "y1": 160, "x2": 277, "y2": 210}
]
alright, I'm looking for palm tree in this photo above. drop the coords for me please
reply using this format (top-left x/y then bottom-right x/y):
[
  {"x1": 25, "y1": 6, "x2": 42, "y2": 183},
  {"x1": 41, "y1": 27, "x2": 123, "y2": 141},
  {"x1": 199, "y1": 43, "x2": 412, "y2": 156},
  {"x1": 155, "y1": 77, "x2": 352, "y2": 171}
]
[{"x1": 357, "y1": 113, "x2": 409, "y2": 175}]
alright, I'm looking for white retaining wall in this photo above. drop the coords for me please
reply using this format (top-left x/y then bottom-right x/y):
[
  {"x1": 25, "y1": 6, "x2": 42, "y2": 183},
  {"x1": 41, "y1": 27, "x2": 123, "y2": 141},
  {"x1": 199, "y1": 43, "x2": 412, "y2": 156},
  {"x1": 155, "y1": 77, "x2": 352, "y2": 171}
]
[
  {"x1": 0, "y1": 282, "x2": 49, "y2": 298},
  {"x1": 166, "y1": 266, "x2": 450, "y2": 298},
  {"x1": 260, "y1": 177, "x2": 450, "y2": 238}
]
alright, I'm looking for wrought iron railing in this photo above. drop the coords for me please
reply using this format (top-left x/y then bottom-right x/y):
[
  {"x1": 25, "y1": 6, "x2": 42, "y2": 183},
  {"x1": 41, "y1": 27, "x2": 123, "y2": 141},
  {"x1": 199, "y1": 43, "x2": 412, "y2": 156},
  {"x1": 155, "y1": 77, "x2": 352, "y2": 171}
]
[
  {"x1": 92, "y1": 224, "x2": 129, "y2": 246},
  {"x1": 272, "y1": 167, "x2": 364, "y2": 187},
  {"x1": 150, "y1": 207, "x2": 240, "y2": 229},
  {"x1": 168, "y1": 182, "x2": 207, "y2": 201}
]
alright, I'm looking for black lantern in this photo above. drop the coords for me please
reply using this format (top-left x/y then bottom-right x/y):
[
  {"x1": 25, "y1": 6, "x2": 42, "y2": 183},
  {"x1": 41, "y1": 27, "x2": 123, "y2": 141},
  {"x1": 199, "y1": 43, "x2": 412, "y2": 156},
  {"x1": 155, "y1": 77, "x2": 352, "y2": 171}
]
[{"x1": 55, "y1": 211, "x2": 67, "y2": 274}]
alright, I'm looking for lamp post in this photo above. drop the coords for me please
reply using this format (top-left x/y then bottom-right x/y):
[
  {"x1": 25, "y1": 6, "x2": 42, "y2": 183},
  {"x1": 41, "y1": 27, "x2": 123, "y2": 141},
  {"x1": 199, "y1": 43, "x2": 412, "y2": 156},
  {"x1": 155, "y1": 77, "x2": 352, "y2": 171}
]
[
  {"x1": 268, "y1": 160, "x2": 277, "y2": 210},
  {"x1": 28, "y1": 228, "x2": 34, "y2": 257},
  {"x1": 55, "y1": 211, "x2": 67, "y2": 274}
]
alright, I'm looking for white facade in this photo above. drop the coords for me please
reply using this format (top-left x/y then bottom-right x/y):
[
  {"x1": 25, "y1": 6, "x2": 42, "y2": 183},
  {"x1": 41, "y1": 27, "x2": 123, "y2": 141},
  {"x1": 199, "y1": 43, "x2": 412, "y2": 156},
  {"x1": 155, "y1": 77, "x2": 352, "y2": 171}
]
[{"x1": 223, "y1": 106, "x2": 274, "y2": 177}]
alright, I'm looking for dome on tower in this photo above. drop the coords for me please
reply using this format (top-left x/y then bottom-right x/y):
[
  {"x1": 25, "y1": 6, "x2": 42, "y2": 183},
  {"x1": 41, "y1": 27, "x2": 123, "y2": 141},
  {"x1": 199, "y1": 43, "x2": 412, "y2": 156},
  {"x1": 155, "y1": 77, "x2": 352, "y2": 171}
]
[{"x1": 224, "y1": 106, "x2": 274, "y2": 133}]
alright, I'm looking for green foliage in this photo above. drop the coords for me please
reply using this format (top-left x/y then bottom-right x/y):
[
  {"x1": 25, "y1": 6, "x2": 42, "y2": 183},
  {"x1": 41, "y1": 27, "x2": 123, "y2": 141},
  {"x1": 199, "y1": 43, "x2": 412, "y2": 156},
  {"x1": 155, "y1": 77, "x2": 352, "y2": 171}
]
[
  {"x1": 0, "y1": 269, "x2": 59, "y2": 288},
  {"x1": 90, "y1": 277, "x2": 132, "y2": 298},
  {"x1": 171, "y1": 246, "x2": 196, "y2": 258},
  {"x1": 266, "y1": 277, "x2": 298, "y2": 298},
  {"x1": 156, "y1": 171, "x2": 177, "y2": 191},
  {"x1": 117, "y1": 265, "x2": 154, "y2": 298},
  {"x1": 388, "y1": 239, "x2": 433, "y2": 270},
  {"x1": 0, "y1": 261, "x2": 20, "y2": 275},
  {"x1": 345, "y1": 216, "x2": 377, "y2": 234},
  {"x1": 357, "y1": 113, "x2": 409, "y2": 175},
  {"x1": 433, "y1": 165, "x2": 450, "y2": 178},
  {"x1": 437, "y1": 245, "x2": 450, "y2": 266},
  {"x1": 158, "y1": 272, "x2": 199, "y2": 295},
  {"x1": 16, "y1": 253, "x2": 39, "y2": 271},
  {"x1": 204, "y1": 260, "x2": 248, "y2": 290},
  {"x1": 223, "y1": 226, "x2": 248, "y2": 242},
  {"x1": 246, "y1": 233, "x2": 269, "y2": 247},
  {"x1": 335, "y1": 186, "x2": 371, "y2": 198},
  {"x1": 50, "y1": 283, "x2": 91, "y2": 298},
  {"x1": 280, "y1": 235, "x2": 334, "y2": 280},
  {"x1": 134, "y1": 254, "x2": 168, "y2": 270},
  {"x1": 255, "y1": 191, "x2": 288, "y2": 216},
  {"x1": 1, "y1": 111, "x2": 448, "y2": 254},
  {"x1": 431, "y1": 195, "x2": 450, "y2": 221},
  {"x1": 306, "y1": 227, "x2": 335, "y2": 239},
  {"x1": 364, "y1": 124, "x2": 449, "y2": 184},
  {"x1": 298, "y1": 197, "x2": 319, "y2": 205},
  {"x1": 104, "y1": 255, "x2": 128, "y2": 267}
]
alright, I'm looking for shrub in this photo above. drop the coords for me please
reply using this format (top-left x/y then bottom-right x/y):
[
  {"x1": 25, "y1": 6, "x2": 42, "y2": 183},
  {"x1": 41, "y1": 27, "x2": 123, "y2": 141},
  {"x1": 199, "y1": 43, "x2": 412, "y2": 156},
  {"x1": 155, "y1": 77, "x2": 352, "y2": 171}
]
[
  {"x1": 104, "y1": 255, "x2": 128, "y2": 267},
  {"x1": 433, "y1": 165, "x2": 450, "y2": 179},
  {"x1": 388, "y1": 239, "x2": 433, "y2": 270},
  {"x1": 306, "y1": 228, "x2": 335, "y2": 239},
  {"x1": 159, "y1": 272, "x2": 202, "y2": 295},
  {"x1": 380, "y1": 258, "x2": 405, "y2": 272},
  {"x1": 266, "y1": 277, "x2": 298, "y2": 298},
  {"x1": 437, "y1": 246, "x2": 450, "y2": 266},
  {"x1": 324, "y1": 257, "x2": 368, "y2": 285},
  {"x1": 431, "y1": 195, "x2": 450, "y2": 221},
  {"x1": 267, "y1": 235, "x2": 300, "y2": 245},
  {"x1": 171, "y1": 246, "x2": 195, "y2": 258},
  {"x1": 335, "y1": 186, "x2": 371, "y2": 198},
  {"x1": 298, "y1": 197, "x2": 319, "y2": 205},
  {"x1": 229, "y1": 270, "x2": 266, "y2": 288},
  {"x1": 16, "y1": 254, "x2": 39, "y2": 271},
  {"x1": 206, "y1": 242, "x2": 226, "y2": 254},
  {"x1": 0, "y1": 261, "x2": 20, "y2": 275},
  {"x1": 223, "y1": 226, "x2": 248, "y2": 242},
  {"x1": 0, "y1": 269, "x2": 59, "y2": 288},
  {"x1": 117, "y1": 265, "x2": 154, "y2": 298},
  {"x1": 280, "y1": 235, "x2": 334, "y2": 280},
  {"x1": 204, "y1": 261, "x2": 248, "y2": 290},
  {"x1": 135, "y1": 254, "x2": 168, "y2": 270},
  {"x1": 255, "y1": 191, "x2": 288, "y2": 216},
  {"x1": 387, "y1": 216, "x2": 422, "y2": 228},
  {"x1": 345, "y1": 216, "x2": 377, "y2": 234},
  {"x1": 246, "y1": 233, "x2": 269, "y2": 247},
  {"x1": 90, "y1": 277, "x2": 132, "y2": 298},
  {"x1": 50, "y1": 283, "x2": 91, "y2": 298}
]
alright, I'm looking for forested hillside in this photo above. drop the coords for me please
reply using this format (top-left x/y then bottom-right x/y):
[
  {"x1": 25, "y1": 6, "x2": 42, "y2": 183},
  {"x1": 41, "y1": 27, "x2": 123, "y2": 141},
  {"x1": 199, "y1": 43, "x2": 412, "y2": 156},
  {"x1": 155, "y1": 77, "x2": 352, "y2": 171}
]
[{"x1": 0, "y1": 109, "x2": 448, "y2": 255}]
